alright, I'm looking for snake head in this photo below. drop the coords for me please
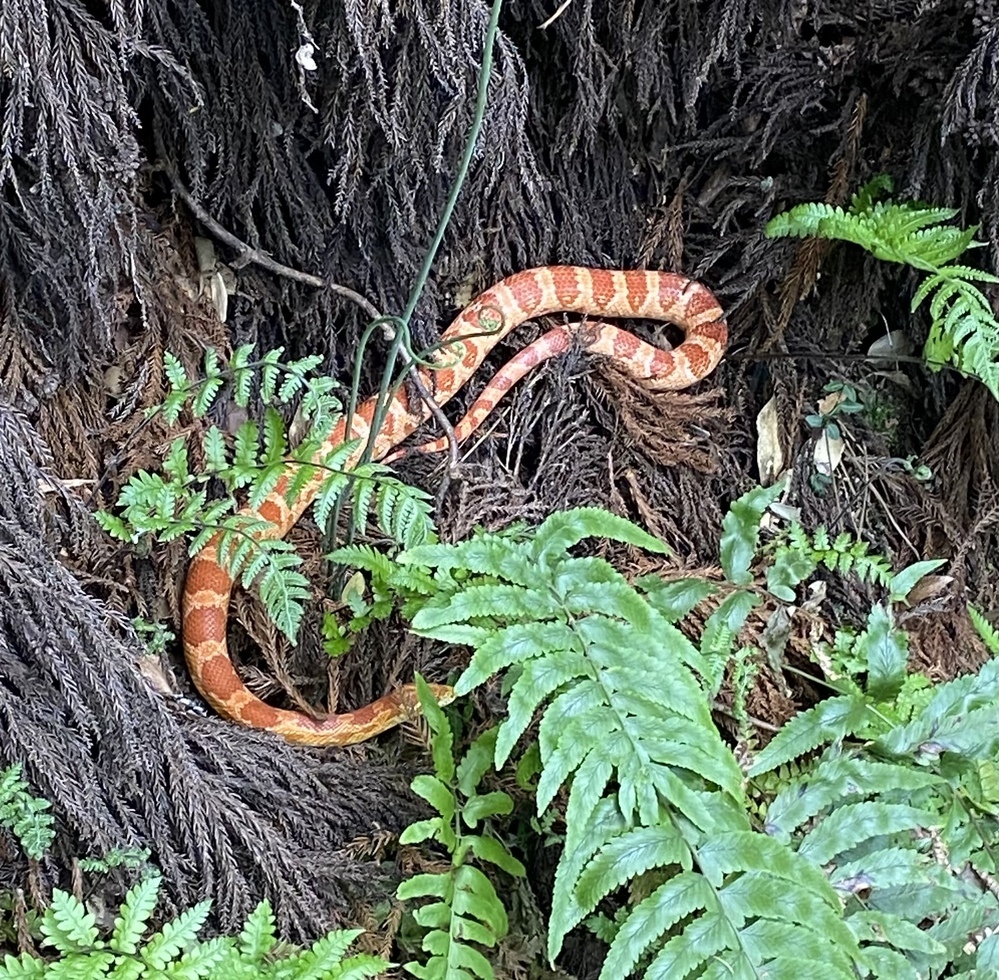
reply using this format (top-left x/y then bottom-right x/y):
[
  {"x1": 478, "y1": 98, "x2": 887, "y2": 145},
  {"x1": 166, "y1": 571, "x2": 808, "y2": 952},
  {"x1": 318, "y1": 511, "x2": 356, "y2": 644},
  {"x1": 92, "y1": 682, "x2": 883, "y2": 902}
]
[{"x1": 396, "y1": 682, "x2": 458, "y2": 716}]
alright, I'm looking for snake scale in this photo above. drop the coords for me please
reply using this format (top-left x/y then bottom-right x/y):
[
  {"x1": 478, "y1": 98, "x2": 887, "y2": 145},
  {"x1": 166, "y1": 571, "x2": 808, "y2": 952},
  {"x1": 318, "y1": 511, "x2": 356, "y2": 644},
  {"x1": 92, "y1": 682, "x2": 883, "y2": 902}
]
[{"x1": 181, "y1": 266, "x2": 727, "y2": 745}]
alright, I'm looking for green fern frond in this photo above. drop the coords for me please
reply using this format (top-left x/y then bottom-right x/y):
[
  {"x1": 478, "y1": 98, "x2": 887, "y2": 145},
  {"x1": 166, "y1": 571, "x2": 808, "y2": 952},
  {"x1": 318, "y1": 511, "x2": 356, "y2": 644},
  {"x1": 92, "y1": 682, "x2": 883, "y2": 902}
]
[
  {"x1": 3, "y1": 875, "x2": 388, "y2": 979},
  {"x1": 235, "y1": 900, "x2": 277, "y2": 962},
  {"x1": 765, "y1": 753, "x2": 944, "y2": 840},
  {"x1": 109, "y1": 876, "x2": 160, "y2": 955},
  {"x1": 750, "y1": 646, "x2": 999, "y2": 976},
  {"x1": 968, "y1": 604, "x2": 999, "y2": 653},
  {"x1": 798, "y1": 801, "x2": 940, "y2": 865},
  {"x1": 403, "y1": 508, "x2": 828, "y2": 978},
  {"x1": 41, "y1": 890, "x2": 102, "y2": 954},
  {"x1": 98, "y1": 345, "x2": 441, "y2": 644},
  {"x1": 748, "y1": 695, "x2": 873, "y2": 776},
  {"x1": 0, "y1": 764, "x2": 56, "y2": 860},
  {"x1": 396, "y1": 679, "x2": 523, "y2": 980},
  {"x1": 766, "y1": 175, "x2": 999, "y2": 398}
]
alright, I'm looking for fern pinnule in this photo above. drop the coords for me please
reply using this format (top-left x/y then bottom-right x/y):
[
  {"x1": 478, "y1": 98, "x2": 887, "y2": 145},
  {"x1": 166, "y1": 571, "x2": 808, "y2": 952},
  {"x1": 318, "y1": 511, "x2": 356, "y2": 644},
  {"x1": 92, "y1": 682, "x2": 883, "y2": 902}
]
[
  {"x1": 764, "y1": 754, "x2": 944, "y2": 840},
  {"x1": 402, "y1": 535, "x2": 541, "y2": 587},
  {"x1": 110, "y1": 876, "x2": 161, "y2": 955},
  {"x1": 235, "y1": 900, "x2": 277, "y2": 961},
  {"x1": 875, "y1": 657, "x2": 997, "y2": 757},
  {"x1": 968, "y1": 603, "x2": 998, "y2": 653},
  {"x1": 531, "y1": 505, "x2": 671, "y2": 559},
  {"x1": 141, "y1": 899, "x2": 212, "y2": 969},
  {"x1": 748, "y1": 694, "x2": 872, "y2": 775},
  {"x1": 41, "y1": 889, "x2": 102, "y2": 953},
  {"x1": 797, "y1": 801, "x2": 940, "y2": 865}
]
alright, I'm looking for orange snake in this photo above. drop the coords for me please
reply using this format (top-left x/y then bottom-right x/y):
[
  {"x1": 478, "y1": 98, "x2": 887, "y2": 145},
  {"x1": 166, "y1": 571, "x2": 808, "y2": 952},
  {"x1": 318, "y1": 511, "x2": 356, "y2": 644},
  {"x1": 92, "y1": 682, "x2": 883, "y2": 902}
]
[{"x1": 181, "y1": 266, "x2": 727, "y2": 745}]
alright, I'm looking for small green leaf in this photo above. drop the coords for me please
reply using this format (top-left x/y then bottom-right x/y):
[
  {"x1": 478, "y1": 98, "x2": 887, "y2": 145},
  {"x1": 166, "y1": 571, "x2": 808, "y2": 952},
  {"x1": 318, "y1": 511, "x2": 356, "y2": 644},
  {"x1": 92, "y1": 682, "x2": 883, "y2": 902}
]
[
  {"x1": 410, "y1": 775, "x2": 457, "y2": 824},
  {"x1": 461, "y1": 792, "x2": 513, "y2": 827},
  {"x1": 720, "y1": 481, "x2": 786, "y2": 584},
  {"x1": 888, "y1": 558, "x2": 947, "y2": 602},
  {"x1": 466, "y1": 835, "x2": 525, "y2": 877}
]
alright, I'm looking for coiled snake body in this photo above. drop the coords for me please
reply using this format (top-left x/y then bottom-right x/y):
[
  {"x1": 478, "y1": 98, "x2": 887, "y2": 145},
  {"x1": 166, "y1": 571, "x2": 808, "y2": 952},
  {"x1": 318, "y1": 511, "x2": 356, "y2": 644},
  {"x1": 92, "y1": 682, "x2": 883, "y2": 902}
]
[{"x1": 181, "y1": 266, "x2": 727, "y2": 745}]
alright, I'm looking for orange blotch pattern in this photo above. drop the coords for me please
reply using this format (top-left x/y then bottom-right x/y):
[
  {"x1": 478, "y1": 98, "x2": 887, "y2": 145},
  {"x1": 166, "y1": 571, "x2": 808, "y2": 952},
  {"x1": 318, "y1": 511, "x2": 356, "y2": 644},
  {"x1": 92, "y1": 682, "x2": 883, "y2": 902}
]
[{"x1": 182, "y1": 265, "x2": 727, "y2": 746}]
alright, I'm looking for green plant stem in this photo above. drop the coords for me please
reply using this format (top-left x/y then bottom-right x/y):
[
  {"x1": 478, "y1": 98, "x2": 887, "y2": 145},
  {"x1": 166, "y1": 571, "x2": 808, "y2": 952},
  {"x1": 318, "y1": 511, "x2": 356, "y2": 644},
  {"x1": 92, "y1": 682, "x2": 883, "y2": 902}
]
[{"x1": 361, "y1": 0, "x2": 505, "y2": 464}]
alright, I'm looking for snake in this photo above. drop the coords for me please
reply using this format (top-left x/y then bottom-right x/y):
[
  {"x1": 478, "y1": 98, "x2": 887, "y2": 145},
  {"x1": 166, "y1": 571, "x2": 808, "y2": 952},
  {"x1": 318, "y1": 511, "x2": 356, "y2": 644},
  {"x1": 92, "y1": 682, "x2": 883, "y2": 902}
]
[{"x1": 181, "y1": 266, "x2": 727, "y2": 745}]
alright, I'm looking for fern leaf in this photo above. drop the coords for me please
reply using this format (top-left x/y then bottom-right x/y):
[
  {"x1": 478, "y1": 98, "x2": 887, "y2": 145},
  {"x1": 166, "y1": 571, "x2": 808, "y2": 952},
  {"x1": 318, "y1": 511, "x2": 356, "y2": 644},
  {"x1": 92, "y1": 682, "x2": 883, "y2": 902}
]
[
  {"x1": 645, "y1": 768, "x2": 720, "y2": 834},
  {"x1": 410, "y1": 775, "x2": 457, "y2": 822},
  {"x1": 856, "y1": 605, "x2": 908, "y2": 701},
  {"x1": 235, "y1": 900, "x2": 276, "y2": 961},
  {"x1": 257, "y1": 553, "x2": 311, "y2": 641},
  {"x1": 577, "y1": 826, "x2": 688, "y2": 913},
  {"x1": 402, "y1": 536, "x2": 538, "y2": 587},
  {"x1": 258, "y1": 348, "x2": 283, "y2": 403},
  {"x1": 451, "y1": 864, "x2": 509, "y2": 937},
  {"x1": 596, "y1": 872, "x2": 710, "y2": 980},
  {"x1": 696, "y1": 831, "x2": 839, "y2": 902},
  {"x1": 41, "y1": 890, "x2": 101, "y2": 953},
  {"x1": 537, "y1": 717, "x2": 612, "y2": 815},
  {"x1": 849, "y1": 174, "x2": 894, "y2": 211},
  {"x1": 909, "y1": 224, "x2": 979, "y2": 267},
  {"x1": 168, "y1": 939, "x2": 235, "y2": 978},
  {"x1": 832, "y1": 845, "x2": 937, "y2": 891},
  {"x1": 432, "y1": 942, "x2": 493, "y2": 980},
  {"x1": 798, "y1": 801, "x2": 938, "y2": 865},
  {"x1": 766, "y1": 755, "x2": 943, "y2": 838},
  {"x1": 932, "y1": 263, "x2": 999, "y2": 284},
  {"x1": 412, "y1": 584, "x2": 563, "y2": 632},
  {"x1": 139, "y1": 900, "x2": 211, "y2": 969},
  {"x1": 640, "y1": 734, "x2": 744, "y2": 803},
  {"x1": 718, "y1": 871, "x2": 858, "y2": 952},
  {"x1": 577, "y1": 613, "x2": 711, "y2": 717},
  {"x1": 747, "y1": 695, "x2": 872, "y2": 775},
  {"x1": 736, "y1": 919, "x2": 858, "y2": 978},
  {"x1": 968, "y1": 604, "x2": 998, "y2": 653},
  {"x1": 643, "y1": 905, "x2": 736, "y2": 980},
  {"x1": 557, "y1": 566, "x2": 658, "y2": 633},
  {"x1": 0, "y1": 764, "x2": 55, "y2": 859},
  {"x1": 466, "y1": 835, "x2": 525, "y2": 877},
  {"x1": 876, "y1": 658, "x2": 996, "y2": 757},
  {"x1": 888, "y1": 559, "x2": 948, "y2": 602},
  {"x1": 231, "y1": 422, "x2": 259, "y2": 485},
  {"x1": 532, "y1": 506, "x2": 669, "y2": 562},
  {"x1": 456, "y1": 727, "x2": 497, "y2": 797},
  {"x1": 639, "y1": 577, "x2": 717, "y2": 622},
  {"x1": 163, "y1": 351, "x2": 189, "y2": 392},
  {"x1": 850, "y1": 909, "x2": 947, "y2": 956},
  {"x1": 452, "y1": 914, "x2": 503, "y2": 949},
  {"x1": 548, "y1": 798, "x2": 629, "y2": 960},
  {"x1": 460, "y1": 792, "x2": 512, "y2": 826},
  {"x1": 110, "y1": 875, "x2": 160, "y2": 954},
  {"x1": 398, "y1": 874, "x2": 450, "y2": 902},
  {"x1": 290, "y1": 927, "x2": 372, "y2": 978},
  {"x1": 719, "y1": 482, "x2": 785, "y2": 584},
  {"x1": 496, "y1": 649, "x2": 593, "y2": 764},
  {"x1": 536, "y1": 679, "x2": 604, "y2": 760}
]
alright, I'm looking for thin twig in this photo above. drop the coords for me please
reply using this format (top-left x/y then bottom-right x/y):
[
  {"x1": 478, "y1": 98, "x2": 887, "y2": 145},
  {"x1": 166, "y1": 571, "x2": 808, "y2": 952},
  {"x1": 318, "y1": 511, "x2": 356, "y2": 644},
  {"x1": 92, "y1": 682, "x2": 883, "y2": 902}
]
[{"x1": 164, "y1": 169, "x2": 459, "y2": 463}]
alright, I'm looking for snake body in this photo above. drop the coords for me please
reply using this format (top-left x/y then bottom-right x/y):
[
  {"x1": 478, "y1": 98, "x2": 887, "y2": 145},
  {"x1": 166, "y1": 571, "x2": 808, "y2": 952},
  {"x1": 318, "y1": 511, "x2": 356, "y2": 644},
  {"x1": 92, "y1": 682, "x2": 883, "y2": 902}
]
[{"x1": 181, "y1": 266, "x2": 727, "y2": 745}]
